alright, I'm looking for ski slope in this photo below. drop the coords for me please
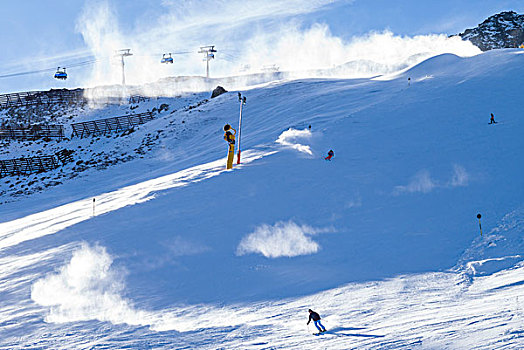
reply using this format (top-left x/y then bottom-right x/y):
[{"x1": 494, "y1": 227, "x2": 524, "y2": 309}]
[{"x1": 0, "y1": 49, "x2": 523, "y2": 349}]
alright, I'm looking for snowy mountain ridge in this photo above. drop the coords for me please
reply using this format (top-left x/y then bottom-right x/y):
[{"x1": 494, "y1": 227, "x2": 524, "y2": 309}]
[{"x1": 457, "y1": 11, "x2": 524, "y2": 51}]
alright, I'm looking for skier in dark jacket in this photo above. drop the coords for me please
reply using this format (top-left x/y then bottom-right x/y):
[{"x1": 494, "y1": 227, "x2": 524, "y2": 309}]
[
  {"x1": 307, "y1": 309, "x2": 326, "y2": 332},
  {"x1": 490, "y1": 113, "x2": 497, "y2": 124}
]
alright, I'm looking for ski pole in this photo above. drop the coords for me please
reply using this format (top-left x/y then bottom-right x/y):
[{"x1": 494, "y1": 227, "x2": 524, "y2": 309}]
[{"x1": 477, "y1": 213, "x2": 482, "y2": 236}]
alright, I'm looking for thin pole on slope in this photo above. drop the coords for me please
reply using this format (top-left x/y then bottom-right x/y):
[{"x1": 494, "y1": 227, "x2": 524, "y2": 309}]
[
  {"x1": 237, "y1": 93, "x2": 246, "y2": 164},
  {"x1": 198, "y1": 45, "x2": 217, "y2": 78},
  {"x1": 93, "y1": 198, "x2": 96, "y2": 217},
  {"x1": 115, "y1": 49, "x2": 133, "y2": 87},
  {"x1": 477, "y1": 213, "x2": 482, "y2": 236}
]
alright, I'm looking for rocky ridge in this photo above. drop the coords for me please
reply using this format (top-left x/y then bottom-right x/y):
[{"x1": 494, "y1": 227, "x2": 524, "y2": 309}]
[{"x1": 457, "y1": 11, "x2": 524, "y2": 51}]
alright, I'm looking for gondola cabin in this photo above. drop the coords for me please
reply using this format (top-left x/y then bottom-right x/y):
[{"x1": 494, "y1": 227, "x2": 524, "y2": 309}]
[
  {"x1": 54, "y1": 67, "x2": 67, "y2": 80},
  {"x1": 161, "y1": 53, "x2": 174, "y2": 64}
]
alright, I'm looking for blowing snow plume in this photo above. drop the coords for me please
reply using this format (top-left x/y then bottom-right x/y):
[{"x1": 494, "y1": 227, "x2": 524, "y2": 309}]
[
  {"x1": 76, "y1": 1, "x2": 126, "y2": 89},
  {"x1": 276, "y1": 128, "x2": 314, "y2": 155},
  {"x1": 31, "y1": 243, "x2": 150, "y2": 325},
  {"x1": 240, "y1": 25, "x2": 481, "y2": 79},
  {"x1": 76, "y1": 1, "x2": 481, "y2": 97},
  {"x1": 237, "y1": 221, "x2": 334, "y2": 258}
]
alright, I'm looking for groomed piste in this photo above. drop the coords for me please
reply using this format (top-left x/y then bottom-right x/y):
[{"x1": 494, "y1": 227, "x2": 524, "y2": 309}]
[{"x1": 0, "y1": 49, "x2": 523, "y2": 349}]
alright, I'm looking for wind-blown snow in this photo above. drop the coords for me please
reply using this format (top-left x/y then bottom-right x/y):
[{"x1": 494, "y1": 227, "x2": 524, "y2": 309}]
[
  {"x1": 394, "y1": 165, "x2": 470, "y2": 194},
  {"x1": 237, "y1": 221, "x2": 333, "y2": 258},
  {"x1": 394, "y1": 170, "x2": 437, "y2": 194},
  {"x1": 275, "y1": 128, "x2": 314, "y2": 155},
  {"x1": 75, "y1": 1, "x2": 480, "y2": 93},
  {"x1": 24, "y1": 247, "x2": 524, "y2": 348},
  {"x1": 31, "y1": 243, "x2": 149, "y2": 325},
  {"x1": 450, "y1": 164, "x2": 469, "y2": 187}
]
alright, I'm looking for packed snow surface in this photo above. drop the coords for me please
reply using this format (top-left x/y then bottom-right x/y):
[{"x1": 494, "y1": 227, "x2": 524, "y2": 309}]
[{"x1": 0, "y1": 49, "x2": 523, "y2": 349}]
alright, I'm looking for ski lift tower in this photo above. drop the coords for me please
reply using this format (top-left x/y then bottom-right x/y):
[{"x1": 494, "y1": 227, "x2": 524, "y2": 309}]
[
  {"x1": 198, "y1": 45, "x2": 217, "y2": 78},
  {"x1": 115, "y1": 49, "x2": 133, "y2": 87}
]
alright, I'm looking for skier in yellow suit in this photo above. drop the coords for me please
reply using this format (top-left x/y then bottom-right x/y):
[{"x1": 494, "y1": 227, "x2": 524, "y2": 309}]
[{"x1": 223, "y1": 124, "x2": 236, "y2": 169}]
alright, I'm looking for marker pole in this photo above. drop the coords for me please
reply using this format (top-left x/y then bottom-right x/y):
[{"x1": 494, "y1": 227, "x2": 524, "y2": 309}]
[{"x1": 477, "y1": 213, "x2": 482, "y2": 236}]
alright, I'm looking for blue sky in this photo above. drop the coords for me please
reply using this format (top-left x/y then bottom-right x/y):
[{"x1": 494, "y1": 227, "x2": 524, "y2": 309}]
[{"x1": 1, "y1": 0, "x2": 523, "y2": 93}]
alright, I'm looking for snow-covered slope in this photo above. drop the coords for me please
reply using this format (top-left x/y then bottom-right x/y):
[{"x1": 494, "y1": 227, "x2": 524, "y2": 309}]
[{"x1": 0, "y1": 49, "x2": 523, "y2": 349}]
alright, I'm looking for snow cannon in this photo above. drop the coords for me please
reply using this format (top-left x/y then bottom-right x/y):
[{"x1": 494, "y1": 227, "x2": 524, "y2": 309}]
[{"x1": 223, "y1": 124, "x2": 235, "y2": 169}]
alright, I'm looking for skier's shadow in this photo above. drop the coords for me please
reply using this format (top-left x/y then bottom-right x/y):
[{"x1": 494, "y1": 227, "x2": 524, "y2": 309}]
[{"x1": 325, "y1": 326, "x2": 385, "y2": 338}]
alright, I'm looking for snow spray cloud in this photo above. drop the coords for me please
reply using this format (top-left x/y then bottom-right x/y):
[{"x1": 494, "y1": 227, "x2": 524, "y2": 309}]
[
  {"x1": 31, "y1": 243, "x2": 151, "y2": 325},
  {"x1": 276, "y1": 128, "x2": 314, "y2": 155},
  {"x1": 394, "y1": 170, "x2": 437, "y2": 195},
  {"x1": 29, "y1": 242, "x2": 264, "y2": 332},
  {"x1": 75, "y1": 0, "x2": 337, "y2": 96},
  {"x1": 237, "y1": 221, "x2": 334, "y2": 258},
  {"x1": 76, "y1": 0, "x2": 480, "y2": 96},
  {"x1": 449, "y1": 164, "x2": 469, "y2": 187},
  {"x1": 237, "y1": 24, "x2": 481, "y2": 79},
  {"x1": 394, "y1": 165, "x2": 470, "y2": 195},
  {"x1": 76, "y1": 1, "x2": 126, "y2": 90}
]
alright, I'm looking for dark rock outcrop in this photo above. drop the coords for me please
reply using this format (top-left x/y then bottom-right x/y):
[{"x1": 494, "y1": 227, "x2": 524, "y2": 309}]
[
  {"x1": 211, "y1": 86, "x2": 228, "y2": 98},
  {"x1": 457, "y1": 11, "x2": 524, "y2": 51}
]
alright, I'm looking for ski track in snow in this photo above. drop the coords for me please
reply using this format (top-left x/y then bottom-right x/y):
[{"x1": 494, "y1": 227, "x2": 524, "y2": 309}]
[
  {"x1": 0, "y1": 148, "x2": 276, "y2": 252},
  {"x1": 1, "y1": 260, "x2": 523, "y2": 349}
]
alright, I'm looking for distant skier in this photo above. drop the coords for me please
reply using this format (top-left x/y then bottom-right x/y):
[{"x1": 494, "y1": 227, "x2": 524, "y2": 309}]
[
  {"x1": 325, "y1": 149, "x2": 334, "y2": 161},
  {"x1": 489, "y1": 113, "x2": 497, "y2": 124},
  {"x1": 307, "y1": 309, "x2": 326, "y2": 333},
  {"x1": 223, "y1": 124, "x2": 236, "y2": 169}
]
